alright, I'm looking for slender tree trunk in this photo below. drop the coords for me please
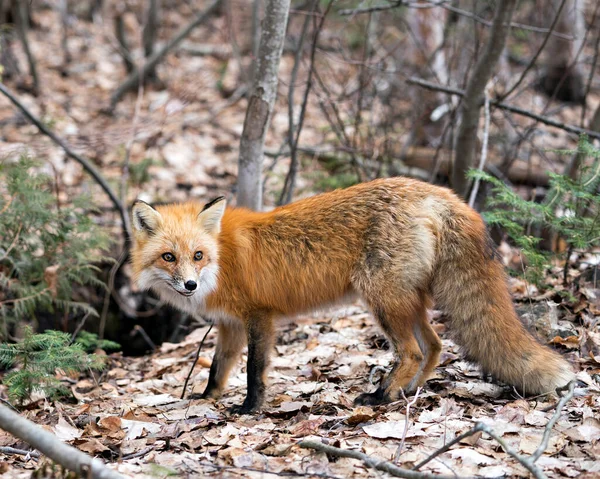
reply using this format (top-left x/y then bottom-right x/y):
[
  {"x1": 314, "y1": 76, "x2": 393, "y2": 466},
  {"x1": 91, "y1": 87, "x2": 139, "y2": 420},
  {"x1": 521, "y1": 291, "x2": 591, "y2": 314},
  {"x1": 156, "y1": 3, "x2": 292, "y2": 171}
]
[
  {"x1": 237, "y1": 0, "x2": 290, "y2": 210},
  {"x1": 541, "y1": 0, "x2": 585, "y2": 103},
  {"x1": 143, "y1": 0, "x2": 160, "y2": 80},
  {"x1": 13, "y1": 0, "x2": 38, "y2": 94},
  {"x1": 452, "y1": 0, "x2": 517, "y2": 197}
]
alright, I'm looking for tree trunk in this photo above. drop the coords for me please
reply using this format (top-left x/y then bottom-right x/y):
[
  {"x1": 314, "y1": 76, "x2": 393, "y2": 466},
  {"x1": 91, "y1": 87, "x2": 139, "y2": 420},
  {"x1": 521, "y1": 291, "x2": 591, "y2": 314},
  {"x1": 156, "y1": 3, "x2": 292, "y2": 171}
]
[
  {"x1": 541, "y1": 0, "x2": 585, "y2": 103},
  {"x1": 452, "y1": 0, "x2": 517, "y2": 197},
  {"x1": 237, "y1": 0, "x2": 290, "y2": 210},
  {"x1": 143, "y1": 0, "x2": 160, "y2": 80}
]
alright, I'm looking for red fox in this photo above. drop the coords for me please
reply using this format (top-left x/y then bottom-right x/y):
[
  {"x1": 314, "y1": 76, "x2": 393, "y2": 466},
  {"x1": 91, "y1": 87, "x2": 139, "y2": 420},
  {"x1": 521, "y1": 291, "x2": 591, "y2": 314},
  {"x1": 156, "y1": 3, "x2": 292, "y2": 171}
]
[{"x1": 131, "y1": 178, "x2": 574, "y2": 413}]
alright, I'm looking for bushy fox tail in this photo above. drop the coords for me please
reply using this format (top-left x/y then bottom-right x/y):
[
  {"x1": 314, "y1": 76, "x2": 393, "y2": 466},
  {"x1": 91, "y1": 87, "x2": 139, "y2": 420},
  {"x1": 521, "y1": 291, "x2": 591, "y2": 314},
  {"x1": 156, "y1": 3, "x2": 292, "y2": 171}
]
[{"x1": 432, "y1": 207, "x2": 575, "y2": 395}]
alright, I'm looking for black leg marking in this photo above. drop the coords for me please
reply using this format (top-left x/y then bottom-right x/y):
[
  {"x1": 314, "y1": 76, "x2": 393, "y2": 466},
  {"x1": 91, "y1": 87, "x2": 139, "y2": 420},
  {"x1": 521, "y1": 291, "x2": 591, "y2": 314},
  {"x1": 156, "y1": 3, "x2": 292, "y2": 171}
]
[{"x1": 229, "y1": 318, "x2": 272, "y2": 414}]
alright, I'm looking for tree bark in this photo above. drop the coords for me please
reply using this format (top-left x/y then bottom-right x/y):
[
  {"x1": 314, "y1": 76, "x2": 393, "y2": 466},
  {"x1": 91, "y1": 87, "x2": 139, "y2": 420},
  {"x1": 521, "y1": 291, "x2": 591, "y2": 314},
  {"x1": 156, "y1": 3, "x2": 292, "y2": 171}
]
[
  {"x1": 143, "y1": 0, "x2": 160, "y2": 80},
  {"x1": 541, "y1": 0, "x2": 585, "y2": 103},
  {"x1": 452, "y1": 0, "x2": 517, "y2": 197},
  {"x1": 237, "y1": 0, "x2": 290, "y2": 210},
  {"x1": 0, "y1": 404, "x2": 124, "y2": 479}
]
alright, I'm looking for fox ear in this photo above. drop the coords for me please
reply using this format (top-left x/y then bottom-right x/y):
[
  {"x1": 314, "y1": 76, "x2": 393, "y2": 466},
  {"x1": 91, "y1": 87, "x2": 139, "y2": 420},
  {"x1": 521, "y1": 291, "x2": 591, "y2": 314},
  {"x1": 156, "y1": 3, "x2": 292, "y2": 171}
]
[
  {"x1": 198, "y1": 196, "x2": 226, "y2": 235},
  {"x1": 132, "y1": 200, "x2": 161, "y2": 235}
]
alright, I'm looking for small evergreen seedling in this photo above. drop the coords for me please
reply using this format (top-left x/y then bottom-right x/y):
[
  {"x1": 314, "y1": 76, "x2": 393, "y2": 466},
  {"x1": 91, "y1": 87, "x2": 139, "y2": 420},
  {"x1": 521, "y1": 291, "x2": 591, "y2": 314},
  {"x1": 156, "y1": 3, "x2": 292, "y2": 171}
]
[
  {"x1": 0, "y1": 156, "x2": 112, "y2": 337},
  {"x1": 469, "y1": 135, "x2": 600, "y2": 287},
  {"x1": 0, "y1": 327, "x2": 106, "y2": 404},
  {"x1": 74, "y1": 331, "x2": 120, "y2": 353}
]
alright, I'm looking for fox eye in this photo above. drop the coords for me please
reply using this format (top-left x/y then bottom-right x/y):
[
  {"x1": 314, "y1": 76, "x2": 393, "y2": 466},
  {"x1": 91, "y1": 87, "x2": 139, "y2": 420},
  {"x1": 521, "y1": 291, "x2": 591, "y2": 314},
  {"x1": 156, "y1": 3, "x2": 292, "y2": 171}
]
[
  {"x1": 194, "y1": 251, "x2": 203, "y2": 261},
  {"x1": 162, "y1": 252, "x2": 176, "y2": 262}
]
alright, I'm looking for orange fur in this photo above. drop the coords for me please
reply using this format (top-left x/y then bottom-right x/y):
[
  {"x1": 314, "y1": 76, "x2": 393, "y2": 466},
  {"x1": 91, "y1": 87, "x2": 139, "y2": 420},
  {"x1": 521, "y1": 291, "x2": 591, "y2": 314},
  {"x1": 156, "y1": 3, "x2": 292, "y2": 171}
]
[{"x1": 131, "y1": 178, "x2": 574, "y2": 412}]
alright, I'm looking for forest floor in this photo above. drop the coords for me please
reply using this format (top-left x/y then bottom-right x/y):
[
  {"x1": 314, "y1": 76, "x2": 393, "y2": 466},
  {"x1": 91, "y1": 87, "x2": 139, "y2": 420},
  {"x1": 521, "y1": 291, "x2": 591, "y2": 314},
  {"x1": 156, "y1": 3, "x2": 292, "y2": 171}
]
[
  {"x1": 0, "y1": 1, "x2": 599, "y2": 478},
  {"x1": 1, "y1": 281, "x2": 599, "y2": 478}
]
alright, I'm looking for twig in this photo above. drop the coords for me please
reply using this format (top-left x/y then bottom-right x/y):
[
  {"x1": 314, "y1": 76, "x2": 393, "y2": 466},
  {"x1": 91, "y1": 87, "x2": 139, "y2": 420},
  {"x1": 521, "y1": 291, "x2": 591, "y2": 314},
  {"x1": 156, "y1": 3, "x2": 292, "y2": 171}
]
[
  {"x1": 200, "y1": 460, "x2": 342, "y2": 479},
  {"x1": 121, "y1": 446, "x2": 154, "y2": 461},
  {"x1": 279, "y1": 0, "x2": 330, "y2": 205},
  {"x1": 0, "y1": 82, "x2": 131, "y2": 243},
  {"x1": 111, "y1": 0, "x2": 222, "y2": 108},
  {"x1": 394, "y1": 387, "x2": 422, "y2": 463},
  {"x1": 131, "y1": 325, "x2": 156, "y2": 351},
  {"x1": 468, "y1": 87, "x2": 491, "y2": 208},
  {"x1": 180, "y1": 322, "x2": 214, "y2": 400},
  {"x1": 414, "y1": 381, "x2": 576, "y2": 479},
  {"x1": 500, "y1": 0, "x2": 567, "y2": 101},
  {"x1": 405, "y1": 77, "x2": 600, "y2": 141},
  {"x1": 0, "y1": 404, "x2": 124, "y2": 479},
  {"x1": 299, "y1": 440, "x2": 464, "y2": 479},
  {"x1": 69, "y1": 312, "x2": 91, "y2": 345},
  {"x1": 531, "y1": 381, "x2": 576, "y2": 462},
  {"x1": 339, "y1": 1, "x2": 573, "y2": 40},
  {"x1": 413, "y1": 423, "x2": 486, "y2": 471},
  {"x1": 453, "y1": 0, "x2": 517, "y2": 196},
  {"x1": 0, "y1": 445, "x2": 40, "y2": 458}
]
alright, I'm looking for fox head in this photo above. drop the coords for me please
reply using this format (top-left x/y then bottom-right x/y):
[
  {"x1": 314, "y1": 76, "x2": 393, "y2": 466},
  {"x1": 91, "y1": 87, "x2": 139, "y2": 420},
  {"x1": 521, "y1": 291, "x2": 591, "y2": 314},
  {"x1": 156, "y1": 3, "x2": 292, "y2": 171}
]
[{"x1": 130, "y1": 197, "x2": 226, "y2": 310}]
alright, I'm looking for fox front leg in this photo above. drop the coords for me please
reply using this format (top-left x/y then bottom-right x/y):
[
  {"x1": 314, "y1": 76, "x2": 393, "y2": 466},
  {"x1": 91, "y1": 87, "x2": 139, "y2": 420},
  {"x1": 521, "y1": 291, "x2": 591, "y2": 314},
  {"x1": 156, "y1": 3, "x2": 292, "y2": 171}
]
[
  {"x1": 194, "y1": 320, "x2": 246, "y2": 400},
  {"x1": 229, "y1": 313, "x2": 274, "y2": 414}
]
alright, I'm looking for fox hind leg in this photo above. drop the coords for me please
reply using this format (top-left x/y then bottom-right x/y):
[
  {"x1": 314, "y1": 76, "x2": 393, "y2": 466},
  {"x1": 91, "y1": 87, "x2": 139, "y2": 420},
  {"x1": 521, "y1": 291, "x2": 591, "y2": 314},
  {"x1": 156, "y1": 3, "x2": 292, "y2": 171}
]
[{"x1": 355, "y1": 293, "x2": 435, "y2": 405}]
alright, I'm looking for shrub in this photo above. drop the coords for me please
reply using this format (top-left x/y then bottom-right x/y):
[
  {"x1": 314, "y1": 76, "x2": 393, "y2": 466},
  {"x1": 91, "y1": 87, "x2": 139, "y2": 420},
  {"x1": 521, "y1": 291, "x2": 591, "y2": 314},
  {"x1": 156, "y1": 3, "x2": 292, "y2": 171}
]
[
  {"x1": 0, "y1": 156, "x2": 112, "y2": 338},
  {"x1": 469, "y1": 135, "x2": 600, "y2": 287}
]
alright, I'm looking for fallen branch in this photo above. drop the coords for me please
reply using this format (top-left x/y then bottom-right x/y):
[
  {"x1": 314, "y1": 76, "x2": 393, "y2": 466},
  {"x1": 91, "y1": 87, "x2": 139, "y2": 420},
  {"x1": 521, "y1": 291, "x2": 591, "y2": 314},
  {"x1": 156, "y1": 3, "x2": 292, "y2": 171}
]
[
  {"x1": 414, "y1": 381, "x2": 576, "y2": 479},
  {"x1": 0, "y1": 82, "x2": 131, "y2": 243},
  {"x1": 299, "y1": 440, "x2": 464, "y2": 479},
  {"x1": 405, "y1": 77, "x2": 600, "y2": 141},
  {"x1": 0, "y1": 446, "x2": 40, "y2": 458},
  {"x1": 110, "y1": 0, "x2": 222, "y2": 108},
  {"x1": 0, "y1": 403, "x2": 124, "y2": 479}
]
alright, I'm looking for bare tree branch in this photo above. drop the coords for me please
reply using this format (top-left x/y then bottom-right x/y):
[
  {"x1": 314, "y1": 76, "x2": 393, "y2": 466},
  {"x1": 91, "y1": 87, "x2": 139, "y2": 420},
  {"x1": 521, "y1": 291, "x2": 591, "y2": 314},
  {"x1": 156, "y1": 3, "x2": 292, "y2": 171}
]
[
  {"x1": 111, "y1": 0, "x2": 222, "y2": 108},
  {"x1": 0, "y1": 81, "x2": 132, "y2": 243},
  {"x1": 500, "y1": 0, "x2": 568, "y2": 101},
  {"x1": 405, "y1": 76, "x2": 600, "y2": 140},
  {"x1": 237, "y1": 0, "x2": 291, "y2": 209},
  {"x1": 414, "y1": 381, "x2": 576, "y2": 479},
  {"x1": 468, "y1": 87, "x2": 491, "y2": 207},
  {"x1": 0, "y1": 403, "x2": 124, "y2": 479},
  {"x1": 453, "y1": 0, "x2": 517, "y2": 197},
  {"x1": 299, "y1": 440, "x2": 463, "y2": 479},
  {"x1": 339, "y1": 1, "x2": 573, "y2": 40}
]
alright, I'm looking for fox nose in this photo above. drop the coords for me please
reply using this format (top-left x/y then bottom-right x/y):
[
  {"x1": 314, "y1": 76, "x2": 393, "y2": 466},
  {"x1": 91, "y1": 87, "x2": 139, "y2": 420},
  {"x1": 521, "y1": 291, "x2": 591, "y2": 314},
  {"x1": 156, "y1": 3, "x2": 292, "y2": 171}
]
[{"x1": 184, "y1": 280, "x2": 197, "y2": 291}]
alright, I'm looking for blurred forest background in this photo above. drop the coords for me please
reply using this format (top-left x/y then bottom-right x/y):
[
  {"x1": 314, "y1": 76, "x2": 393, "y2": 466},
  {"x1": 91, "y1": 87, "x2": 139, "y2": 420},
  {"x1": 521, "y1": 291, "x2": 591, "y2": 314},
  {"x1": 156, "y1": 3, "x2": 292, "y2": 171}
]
[
  {"x1": 1, "y1": 0, "x2": 600, "y2": 349},
  {"x1": 0, "y1": 1, "x2": 599, "y2": 477}
]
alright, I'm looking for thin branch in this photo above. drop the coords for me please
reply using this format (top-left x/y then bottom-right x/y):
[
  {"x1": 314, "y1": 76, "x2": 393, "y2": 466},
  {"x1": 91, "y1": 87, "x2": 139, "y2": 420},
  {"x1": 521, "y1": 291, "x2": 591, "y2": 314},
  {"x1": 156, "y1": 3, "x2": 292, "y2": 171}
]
[
  {"x1": 500, "y1": 0, "x2": 568, "y2": 101},
  {"x1": 405, "y1": 77, "x2": 600, "y2": 140},
  {"x1": 413, "y1": 423, "x2": 485, "y2": 471},
  {"x1": 0, "y1": 404, "x2": 124, "y2": 479},
  {"x1": 0, "y1": 446, "x2": 40, "y2": 458},
  {"x1": 0, "y1": 82, "x2": 131, "y2": 243},
  {"x1": 181, "y1": 322, "x2": 214, "y2": 400},
  {"x1": 279, "y1": 0, "x2": 329, "y2": 205},
  {"x1": 453, "y1": 0, "x2": 517, "y2": 196},
  {"x1": 339, "y1": 1, "x2": 573, "y2": 40},
  {"x1": 299, "y1": 440, "x2": 464, "y2": 479},
  {"x1": 394, "y1": 387, "x2": 421, "y2": 463},
  {"x1": 468, "y1": 87, "x2": 491, "y2": 207},
  {"x1": 111, "y1": 0, "x2": 222, "y2": 108},
  {"x1": 414, "y1": 382, "x2": 576, "y2": 479}
]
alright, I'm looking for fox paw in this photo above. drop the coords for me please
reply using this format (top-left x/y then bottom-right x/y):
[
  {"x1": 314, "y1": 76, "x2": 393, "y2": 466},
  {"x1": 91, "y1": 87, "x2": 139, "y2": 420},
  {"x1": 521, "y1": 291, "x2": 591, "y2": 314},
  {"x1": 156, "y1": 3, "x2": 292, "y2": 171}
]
[
  {"x1": 354, "y1": 389, "x2": 389, "y2": 406},
  {"x1": 228, "y1": 403, "x2": 259, "y2": 415}
]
